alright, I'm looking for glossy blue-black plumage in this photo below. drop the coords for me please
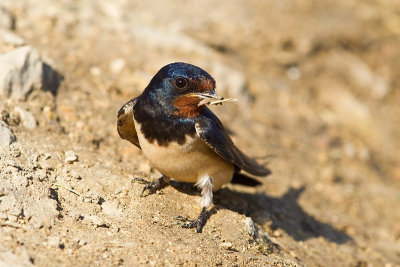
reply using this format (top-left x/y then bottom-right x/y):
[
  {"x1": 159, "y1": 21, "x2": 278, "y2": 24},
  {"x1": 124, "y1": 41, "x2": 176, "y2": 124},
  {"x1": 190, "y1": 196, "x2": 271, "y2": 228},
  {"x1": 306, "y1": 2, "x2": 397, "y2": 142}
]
[
  {"x1": 118, "y1": 62, "x2": 270, "y2": 176},
  {"x1": 195, "y1": 109, "x2": 270, "y2": 176},
  {"x1": 134, "y1": 62, "x2": 211, "y2": 146},
  {"x1": 146, "y1": 62, "x2": 215, "y2": 91},
  {"x1": 141, "y1": 62, "x2": 215, "y2": 110}
]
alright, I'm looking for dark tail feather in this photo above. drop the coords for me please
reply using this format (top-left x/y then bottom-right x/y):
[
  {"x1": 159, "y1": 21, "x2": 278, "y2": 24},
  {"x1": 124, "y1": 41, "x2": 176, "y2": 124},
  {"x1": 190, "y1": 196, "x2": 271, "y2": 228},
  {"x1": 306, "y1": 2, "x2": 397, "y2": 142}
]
[
  {"x1": 237, "y1": 149, "x2": 271, "y2": 176},
  {"x1": 231, "y1": 172, "x2": 263, "y2": 187}
]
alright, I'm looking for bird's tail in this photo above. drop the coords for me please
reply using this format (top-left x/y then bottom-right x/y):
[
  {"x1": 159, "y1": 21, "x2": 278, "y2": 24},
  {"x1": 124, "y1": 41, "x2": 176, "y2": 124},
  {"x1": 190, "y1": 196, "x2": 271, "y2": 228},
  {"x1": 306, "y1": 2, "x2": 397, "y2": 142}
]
[
  {"x1": 231, "y1": 172, "x2": 263, "y2": 186},
  {"x1": 235, "y1": 148, "x2": 271, "y2": 176}
]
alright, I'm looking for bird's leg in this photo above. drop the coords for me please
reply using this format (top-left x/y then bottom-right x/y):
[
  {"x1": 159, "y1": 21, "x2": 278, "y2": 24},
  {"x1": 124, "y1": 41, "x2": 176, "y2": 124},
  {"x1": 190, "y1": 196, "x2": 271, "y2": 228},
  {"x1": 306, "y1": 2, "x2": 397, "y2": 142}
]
[
  {"x1": 133, "y1": 175, "x2": 170, "y2": 196},
  {"x1": 176, "y1": 176, "x2": 213, "y2": 233}
]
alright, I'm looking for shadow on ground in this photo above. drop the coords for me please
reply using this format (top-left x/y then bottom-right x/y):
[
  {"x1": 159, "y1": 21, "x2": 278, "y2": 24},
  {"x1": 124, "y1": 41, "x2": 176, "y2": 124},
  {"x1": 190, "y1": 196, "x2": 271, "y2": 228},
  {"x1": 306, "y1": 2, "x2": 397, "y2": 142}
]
[
  {"x1": 169, "y1": 180, "x2": 352, "y2": 244},
  {"x1": 215, "y1": 185, "x2": 352, "y2": 244}
]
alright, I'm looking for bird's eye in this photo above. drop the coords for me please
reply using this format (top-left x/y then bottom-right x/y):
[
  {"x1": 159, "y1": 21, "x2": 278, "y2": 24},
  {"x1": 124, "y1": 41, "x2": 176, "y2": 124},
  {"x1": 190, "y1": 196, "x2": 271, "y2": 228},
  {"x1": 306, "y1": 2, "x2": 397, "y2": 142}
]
[{"x1": 174, "y1": 77, "x2": 187, "y2": 89}]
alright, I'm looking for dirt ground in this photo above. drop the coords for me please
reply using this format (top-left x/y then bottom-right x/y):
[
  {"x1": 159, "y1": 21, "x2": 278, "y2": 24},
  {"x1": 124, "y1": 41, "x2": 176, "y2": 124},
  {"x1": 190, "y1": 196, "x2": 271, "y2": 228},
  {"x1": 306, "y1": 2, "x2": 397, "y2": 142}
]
[{"x1": 1, "y1": 0, "x2": 400, "y2": 266}]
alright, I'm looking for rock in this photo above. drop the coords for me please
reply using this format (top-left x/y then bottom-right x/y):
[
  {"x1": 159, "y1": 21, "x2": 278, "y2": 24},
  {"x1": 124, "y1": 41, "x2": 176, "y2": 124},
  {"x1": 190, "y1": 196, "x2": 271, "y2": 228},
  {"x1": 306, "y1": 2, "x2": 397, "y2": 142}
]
[
  {"x1": 0, "y1": 30, "x2": 25, "y2": 46},
  {"x1": 0, "y1": 46, "x2": 43, "y2": 100},
  {"x1": 244, "y1": 217, "x2": 258, "y2": 239},
  {"x1": 65, "y1": 150, "x2": 78, "y2": 163},
  {"x1": 0, "y1": 121, "x2": 16, "y2": 146},
  {"x1": 220, "y1": 242, "x2": 233, "y2": 250},
  {"x1": 14, "y1": 106, "x2": 37, "y2": 129}
]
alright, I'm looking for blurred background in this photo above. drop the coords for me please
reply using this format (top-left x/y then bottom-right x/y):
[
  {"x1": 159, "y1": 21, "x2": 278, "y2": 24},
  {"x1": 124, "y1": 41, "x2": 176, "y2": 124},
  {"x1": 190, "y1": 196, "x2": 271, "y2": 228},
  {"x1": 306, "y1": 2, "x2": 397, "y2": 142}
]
[{"x1": 1, "y1": 0, "x2": 399, "y2": 266}]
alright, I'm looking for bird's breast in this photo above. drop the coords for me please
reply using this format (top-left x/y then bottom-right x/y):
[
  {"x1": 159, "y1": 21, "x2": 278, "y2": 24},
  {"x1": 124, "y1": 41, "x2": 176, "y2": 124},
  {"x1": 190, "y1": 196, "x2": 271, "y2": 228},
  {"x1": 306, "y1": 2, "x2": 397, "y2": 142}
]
[{"x1": 134, "y1": 119, "x2": 234, "y2": 189}]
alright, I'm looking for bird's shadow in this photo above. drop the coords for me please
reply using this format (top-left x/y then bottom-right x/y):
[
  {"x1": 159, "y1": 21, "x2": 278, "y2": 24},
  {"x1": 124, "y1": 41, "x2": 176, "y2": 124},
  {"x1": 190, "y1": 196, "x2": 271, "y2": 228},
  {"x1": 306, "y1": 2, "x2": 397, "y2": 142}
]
[{"x1": 170, "y1": 180, "x2": 352, "y2": 244}]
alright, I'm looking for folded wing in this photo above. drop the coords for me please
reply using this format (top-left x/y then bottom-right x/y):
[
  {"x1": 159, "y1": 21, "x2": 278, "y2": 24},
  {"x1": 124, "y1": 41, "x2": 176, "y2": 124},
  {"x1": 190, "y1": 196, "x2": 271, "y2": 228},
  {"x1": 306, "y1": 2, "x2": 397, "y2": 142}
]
[
  {"x1": 195, "y1": 109, "x2": 270, "y2": 176},
  {"x1": 117, "y1": 97, "x2": 140, "y2": 148}
]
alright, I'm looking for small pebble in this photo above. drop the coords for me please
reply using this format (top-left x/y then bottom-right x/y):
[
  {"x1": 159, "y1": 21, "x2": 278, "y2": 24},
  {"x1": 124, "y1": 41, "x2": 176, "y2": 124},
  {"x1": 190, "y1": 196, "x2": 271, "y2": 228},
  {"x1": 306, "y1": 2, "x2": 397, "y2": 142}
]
[
  {"x1": 65, "y1": 150, "x2": 78, "y2": 163},
  {"x1": 244, "y1": 217, "x2": 258, "y2": 239},
  {"x1": 14, "y1": 106, "x2": 37, "y2": 129},
  {"x1": 0, "y1": 121, "x2": 16, "y2": 147},
  {"x1": 220, "y1": 242, "x2": 233, "y2": 249}
]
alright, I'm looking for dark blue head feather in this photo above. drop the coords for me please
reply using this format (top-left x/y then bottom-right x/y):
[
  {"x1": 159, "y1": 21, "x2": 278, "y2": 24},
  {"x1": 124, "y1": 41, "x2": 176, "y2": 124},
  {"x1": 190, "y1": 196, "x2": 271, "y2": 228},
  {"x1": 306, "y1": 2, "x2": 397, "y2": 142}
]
[
  {"x1": 140, "y1": 62, "x2": 215, "y2": 106},
  {"x1": 152, "y1": 62, "x2": 214, "y2": 83}
]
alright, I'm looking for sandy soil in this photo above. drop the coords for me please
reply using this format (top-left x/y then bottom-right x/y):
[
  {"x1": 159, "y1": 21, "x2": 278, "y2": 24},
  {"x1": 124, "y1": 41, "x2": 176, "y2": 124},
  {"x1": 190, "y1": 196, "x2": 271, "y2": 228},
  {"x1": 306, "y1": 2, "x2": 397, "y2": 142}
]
[{"x1": 1, "y1": 0, "x2": 400, "y2": 266}]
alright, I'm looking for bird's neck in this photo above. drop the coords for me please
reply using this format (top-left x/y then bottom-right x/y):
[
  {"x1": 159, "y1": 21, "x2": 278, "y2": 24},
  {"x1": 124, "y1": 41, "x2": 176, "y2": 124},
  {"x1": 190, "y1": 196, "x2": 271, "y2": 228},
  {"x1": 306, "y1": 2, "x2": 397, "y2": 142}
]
[
  {"x1": 172, "y1": 95, "x2": 205, "y2": 118},
  {"x1": 134, "y1": 96, "x2": 197, "y2": 146}
]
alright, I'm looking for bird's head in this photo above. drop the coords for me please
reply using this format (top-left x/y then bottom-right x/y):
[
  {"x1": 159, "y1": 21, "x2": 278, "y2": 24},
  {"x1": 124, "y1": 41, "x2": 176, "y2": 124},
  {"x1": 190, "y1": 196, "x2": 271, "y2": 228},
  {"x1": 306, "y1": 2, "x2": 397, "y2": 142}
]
[{"x1": 143, "y1": 62, "x2": 224, "y2": 118}]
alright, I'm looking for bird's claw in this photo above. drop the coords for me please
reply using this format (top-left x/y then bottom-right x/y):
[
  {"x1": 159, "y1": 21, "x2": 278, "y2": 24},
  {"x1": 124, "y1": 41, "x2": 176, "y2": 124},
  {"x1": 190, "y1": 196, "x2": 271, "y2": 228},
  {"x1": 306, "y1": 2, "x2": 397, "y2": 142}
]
[
  {"x1": 141, "y1": 182, "x2": 156, "y2": 197},
  {"x1": 175, "y1": 207, "x2": 208, "y2": 233},
  {"x1": 175, "y1": 215, "x2": 193, "y2": 224},
  {"x1": 175, "y1": 216, "x2": 204, "y2": 233},
  {"x1": 132, "y1": 176, "x2": 169, "y2": 197},
  {"x1": 132, "y1": 177, "x2": 149, "y2": 184}
]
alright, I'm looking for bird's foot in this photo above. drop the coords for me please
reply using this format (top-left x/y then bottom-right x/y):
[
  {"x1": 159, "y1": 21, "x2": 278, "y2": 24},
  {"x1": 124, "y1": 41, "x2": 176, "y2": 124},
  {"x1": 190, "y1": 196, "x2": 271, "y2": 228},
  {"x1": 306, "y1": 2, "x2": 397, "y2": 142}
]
[
  {"x1": 175, "y1": 207, "x2": 208, "y2": 233},
  {"x1": 132, "y1": 176, "x2": 170, "y2": 196}
]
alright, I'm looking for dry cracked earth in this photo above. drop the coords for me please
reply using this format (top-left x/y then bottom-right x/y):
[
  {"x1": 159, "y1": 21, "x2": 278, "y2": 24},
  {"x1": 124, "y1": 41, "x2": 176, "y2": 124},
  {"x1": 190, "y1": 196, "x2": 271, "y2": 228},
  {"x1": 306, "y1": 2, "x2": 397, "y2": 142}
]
[{"x1": 1, "y1": 0, "x2": 400, "y2": 266}]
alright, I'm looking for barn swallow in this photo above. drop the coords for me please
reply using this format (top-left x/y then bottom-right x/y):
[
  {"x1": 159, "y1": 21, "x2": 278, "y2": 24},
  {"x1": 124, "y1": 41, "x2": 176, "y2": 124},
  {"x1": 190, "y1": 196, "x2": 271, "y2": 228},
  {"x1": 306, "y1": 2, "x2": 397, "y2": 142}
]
[{"x1": 117, "y1": 62, "x2": 270, "y2": 233}]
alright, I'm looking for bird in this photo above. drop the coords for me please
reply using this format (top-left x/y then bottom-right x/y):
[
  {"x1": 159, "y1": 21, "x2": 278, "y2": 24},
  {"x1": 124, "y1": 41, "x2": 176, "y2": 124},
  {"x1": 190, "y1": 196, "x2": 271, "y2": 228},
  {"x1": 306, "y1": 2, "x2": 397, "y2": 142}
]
[{"x1": 117, "y1": 62, "x2": 270, "y2": 233}]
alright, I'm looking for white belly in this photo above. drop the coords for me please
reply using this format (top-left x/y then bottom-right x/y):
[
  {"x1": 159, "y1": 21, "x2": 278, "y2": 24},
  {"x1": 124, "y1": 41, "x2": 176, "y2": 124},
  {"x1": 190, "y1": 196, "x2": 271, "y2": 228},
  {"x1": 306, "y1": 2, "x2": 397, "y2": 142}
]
[{"x1": 134, "y1": 119, "x2": 234, "y2": 190}]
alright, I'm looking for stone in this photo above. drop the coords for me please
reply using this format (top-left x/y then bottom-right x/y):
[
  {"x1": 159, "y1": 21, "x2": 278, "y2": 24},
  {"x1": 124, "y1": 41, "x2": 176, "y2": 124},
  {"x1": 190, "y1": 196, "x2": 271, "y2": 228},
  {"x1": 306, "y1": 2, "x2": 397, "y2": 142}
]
[
  {"x1": 0, "y1": 121, "x2": 16, "y2": 146},
  {"x1": 0, "y1": 30, "x2": 25, "y2": 46},
  {"x1": 14, "y1": 106, "x2": 37, "y2": 129},
  {"x1": 220, "y1": 242, "x2": 233, "y2": 249},
  {"x1": 244, "y1": 217, "x2": 258, "y2": 239},
  {"x1": 0, "y1": 46, "x2": 43, "y2": 100},
  {"x1": 64, "y1": 150, "x2": 78, "y2": 163}
]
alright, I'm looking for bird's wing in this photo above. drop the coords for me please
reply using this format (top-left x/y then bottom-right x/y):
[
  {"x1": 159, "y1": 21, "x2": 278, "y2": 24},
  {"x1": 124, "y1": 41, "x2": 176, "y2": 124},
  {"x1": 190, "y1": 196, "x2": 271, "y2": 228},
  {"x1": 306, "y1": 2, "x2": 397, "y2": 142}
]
[
  {"x1": 117, "y1": 97, "x2": 140, "y2": 148},
  {"x1": 195, "y1": 109, "x2": 270, "y2": 176}
]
